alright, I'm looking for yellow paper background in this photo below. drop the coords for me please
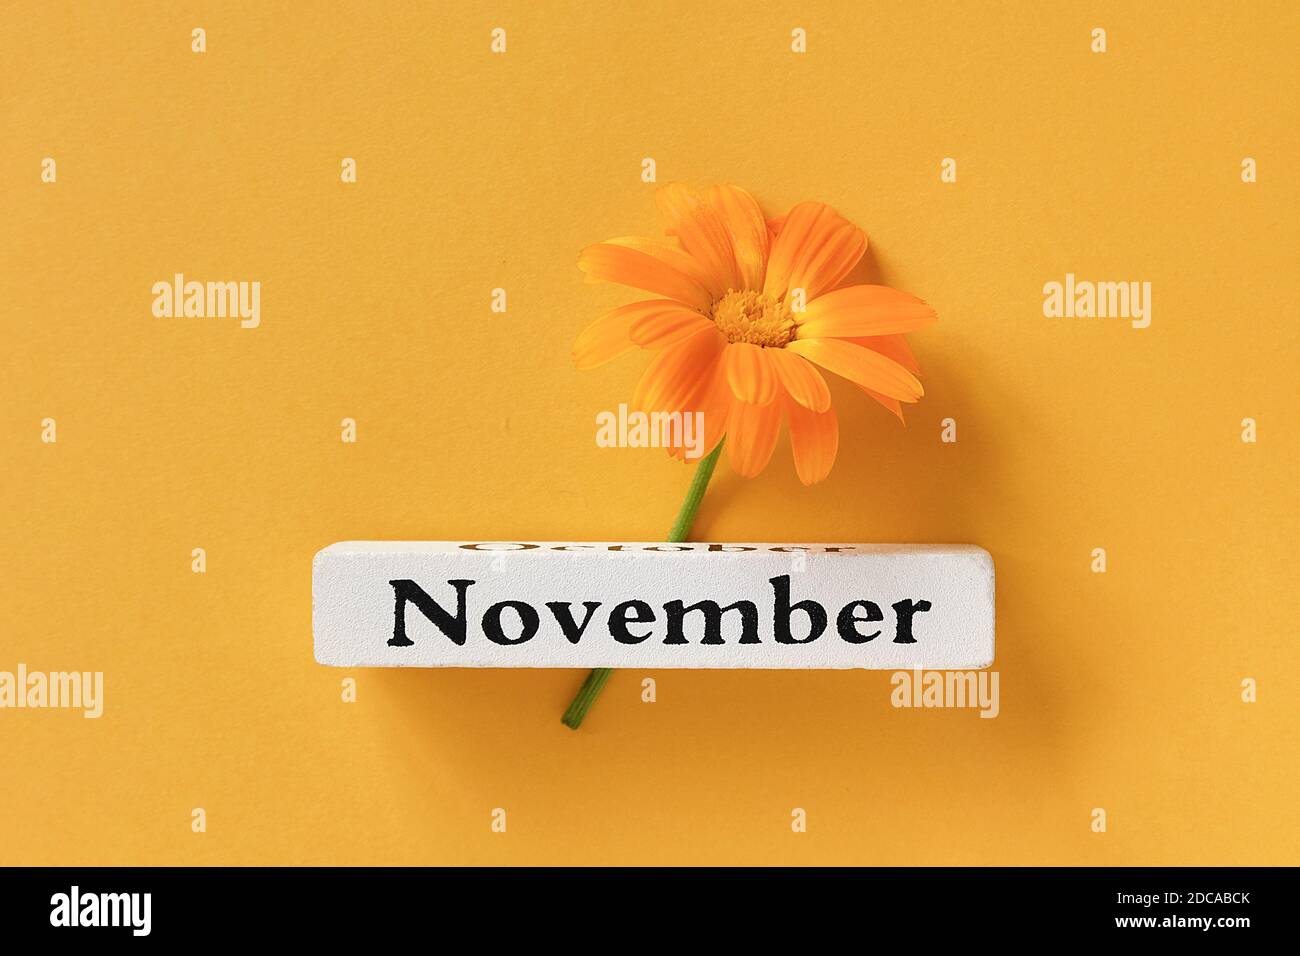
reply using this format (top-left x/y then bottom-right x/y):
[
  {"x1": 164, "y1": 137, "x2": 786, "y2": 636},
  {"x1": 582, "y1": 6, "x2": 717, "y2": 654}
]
[{"x1": 2, "y1": 1, "x2": 1296, "y2": 865}]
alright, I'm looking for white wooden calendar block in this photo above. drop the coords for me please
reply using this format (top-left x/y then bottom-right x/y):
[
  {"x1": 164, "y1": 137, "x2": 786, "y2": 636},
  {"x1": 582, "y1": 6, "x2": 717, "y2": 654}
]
[{"x1": 312, "y1": 542, "x2": 995, "y2": 669}]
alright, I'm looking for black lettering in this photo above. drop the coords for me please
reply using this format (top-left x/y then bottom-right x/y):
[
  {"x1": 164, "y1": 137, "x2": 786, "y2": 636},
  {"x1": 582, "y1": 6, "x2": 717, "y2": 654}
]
[
  {"x1": 545, "y1": 601, "x2": 603, "y2": 644},
  {"x1": 837, "y1": 600, "x2": 883, "y2": 643},
  {"x1": 664, "y1": 599, "x2": 759, "y2": 645},
  {"x1": 483, "y1": 601, "x2": 540, "y2": 645},
  {"x1": 389, "y1": 579, "x2": 473, "y2": 646},
  {"x1": 609, "y1": 600, "x2": 656, "y2": 644},
  {"x1": 771, "y1": 574, "x2": 827, "y2": 644},
  {"x1": 891, "y1": 599, "x2": 933, "y2": 644}
]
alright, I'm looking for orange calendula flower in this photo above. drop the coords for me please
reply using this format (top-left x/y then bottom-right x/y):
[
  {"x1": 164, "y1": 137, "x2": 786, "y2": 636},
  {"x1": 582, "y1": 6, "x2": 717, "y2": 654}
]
[{"x1": 574, "y1": 184, "x2": 936, "y2": 484}]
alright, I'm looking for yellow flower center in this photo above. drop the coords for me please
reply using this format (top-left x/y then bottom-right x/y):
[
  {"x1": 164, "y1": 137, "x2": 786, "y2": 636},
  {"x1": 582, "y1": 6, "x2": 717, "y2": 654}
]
[{"x1": 710, "y1": 290, "x2": 796, "y2": 348}]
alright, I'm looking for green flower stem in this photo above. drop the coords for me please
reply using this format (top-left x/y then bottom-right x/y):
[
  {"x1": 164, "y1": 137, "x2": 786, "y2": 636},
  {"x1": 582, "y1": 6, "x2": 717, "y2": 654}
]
[{"x1": 561, "y1": 440, "x2": 725, "y2": 730}]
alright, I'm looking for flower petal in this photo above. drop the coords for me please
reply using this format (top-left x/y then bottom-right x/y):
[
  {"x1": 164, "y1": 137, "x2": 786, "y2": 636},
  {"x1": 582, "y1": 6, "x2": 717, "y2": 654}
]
[
  {"x1": 721, "y1": 342, "x2": 778, "y2": 405},
  {"x1": 726, "y1": 397, "x2": 783, "y2": 478},
  {"x1": 656, "y1": 183, "x2": 739, "y2": 293},
  {"x1": 786, "y1": 397, "x2": 839, "y2": 485},
  {"x1": 763, "y1": 202, "x2": 864, "y2": 301},
  {"x1": 573, "y1": 302, "x2": 644, "y2": 369},
  {"x1": 848, "y1": 334, "x2": 921, "y2": 375},
  {"x1": 669, "y1": 359, "x2": 731, "y2": 462},
  {"x1": 627, "y1": 304, "x2": 715, "y2": 348},
  {"x1": 763, "y1": 202, "x2": 831, "y2": 299},
  {"x1": 632, "y1": 326, "x2": 725, "y2": 413},
  {"x1": 795, "y1": 285, "x2": 937, "y2": 338},
  {"x1": 603, "y1": 237, "x2": 718, "y2": 287},
  {"x1": 787, "y1": 337, "x2": 924, "y2": 402},
  {"x1": 860, "y1": 387, "x2": 906, "y2": 423},
  {"x1": 788, "y1": 220, "x2": 867, "y2": 302},
  {"x1": 767, "y1": 346, "x2": 831, "y2": 412},
  {"x1": 851, "y1": 333, "x2": 919, "y2": 421},
  {"x1": 707, "y1": 184, "x2": 769, "y2": 290},
  {"x1": 578, "y1": 237, "x2": 716, "y2": 309}
]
